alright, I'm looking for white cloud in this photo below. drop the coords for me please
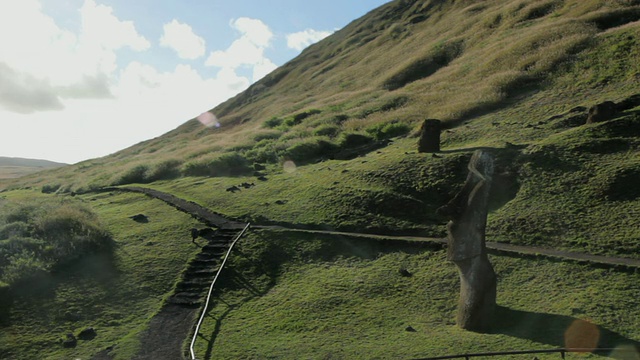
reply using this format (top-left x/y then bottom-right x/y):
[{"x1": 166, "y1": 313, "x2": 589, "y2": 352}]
[
  {"x1": 0, "y1": 1, "x2": 255, "y2": 163},
  {"x1": 0, "y1": 0, "x2": 150, "y2": 111},
  {"x1": 160, "y1": 19, "x2": 206, "y2": 59},
  {"x1": 80, "y1": 0, "x2": 150, "y2": 52},
  {"x1": 205, "y1": 17, "x2": 277, "y2": 82},
  {"x1": 286, "y1": 29, "x2": 333, "y2": 51},
  {"x1": 0, "y1": 62, "x2": 251, "y2": 163}
]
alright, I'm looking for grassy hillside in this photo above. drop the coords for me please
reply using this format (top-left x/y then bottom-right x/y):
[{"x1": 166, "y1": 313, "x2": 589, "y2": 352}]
[{"x1": 1, "y1": 0, "x2": 640, "y2": 358}]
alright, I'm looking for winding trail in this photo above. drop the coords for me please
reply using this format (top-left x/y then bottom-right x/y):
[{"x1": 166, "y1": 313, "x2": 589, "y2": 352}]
[{"x1": 108, "y1": 186, "x2": 640, "y2": 271}]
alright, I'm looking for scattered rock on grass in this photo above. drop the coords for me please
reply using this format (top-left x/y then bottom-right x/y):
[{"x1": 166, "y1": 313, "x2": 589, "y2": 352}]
[
  {"x1": 78, "y1": 327, "x2": 97, "y2": 340},
  {"x1": 130, "y1": 214, "x2": 148, "y2": 223},
  {"x1": 61, "y1": 333, "x2": 77, "y2": 348}
]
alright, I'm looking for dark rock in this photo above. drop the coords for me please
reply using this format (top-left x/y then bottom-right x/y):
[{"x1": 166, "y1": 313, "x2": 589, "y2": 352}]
[
  {"x1": 257, "y1": 176, "x2": 268, "y2": 181},
  {"x1": 405, "y1": 326, "x2": 417, "y2": 332},
  {"x1": 274, "y1": 200, "x2": 287, "y2": 205},
  {"x1": 226, "y1": 185, "x2": 241, "y2": 193},
  {"x1": 77, "y1": 327, "x2": 97, "y2": 340},
  {"x1": 418, "y1": 119, "x2": 441, "y2": 153},
  {"x1": 130, "y1": 214, "x2": 148, "y2": 223},
  {"x1": 240, "y1": 182, "x2": 255, "y2": 189},
  {"x1": 190, "y1": 228, "x2": 200, "y2": 241},
  {"x1": 62, "y1": 333, "x2": 77, "y2": 348},
  {"x1": 399, "y1": 268, "x2": 412, "y2": 277},
  {"x1": 587, "y1": 101, "x2": 617, "y2": 124}
]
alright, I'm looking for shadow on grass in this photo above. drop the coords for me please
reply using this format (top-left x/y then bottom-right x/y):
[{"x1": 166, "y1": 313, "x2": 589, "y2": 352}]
[
  {"x1": 1, "y1": 252, "x2": 119, "y2": 326},
  {"x1": 201, "y1": 270, "x2": 269, "y2": 360},
  {"x1": 491, "y1": 305, "x2": 640, "y2": 359}
]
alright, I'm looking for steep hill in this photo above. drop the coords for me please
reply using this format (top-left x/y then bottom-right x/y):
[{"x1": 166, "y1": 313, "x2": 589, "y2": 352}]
[
  {"x1": 1, "y1": 1, "x2": 640, "y2": 358},
  {"x1": 4, "y1": 0, "x2": 639, "y2": 256}
]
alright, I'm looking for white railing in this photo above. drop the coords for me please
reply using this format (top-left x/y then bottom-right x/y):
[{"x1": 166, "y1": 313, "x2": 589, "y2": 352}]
[{"x1": 189, "y1": 222, "x2": 251, "y2": 360}]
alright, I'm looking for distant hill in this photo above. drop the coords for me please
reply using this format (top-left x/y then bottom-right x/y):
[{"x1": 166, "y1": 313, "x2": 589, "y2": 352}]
[{"x1": 0, "y1": 156, "x2": 67, "y2": 179}]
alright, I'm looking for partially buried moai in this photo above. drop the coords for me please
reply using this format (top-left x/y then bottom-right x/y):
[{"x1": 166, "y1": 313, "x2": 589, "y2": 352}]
[
  {"x1": 436, "y1": 150, "x2": 496, "y2": 332},
  {"x1": 418, "y1": 119, "x2": 441, "y2": 153}
]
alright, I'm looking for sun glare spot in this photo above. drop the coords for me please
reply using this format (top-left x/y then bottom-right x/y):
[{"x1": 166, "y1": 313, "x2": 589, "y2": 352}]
[
  {"x1": 564, "y1": 319, "x2": 600, "y2": 351},
  {"x1": 283, "y1": 160, "x2": 297, "y2": 173},
  {"x1": 197, "y1": 112, "x2": 220, "y2": 128},
  {"x1": 610, "y1": 344, "x2": 639, "y2": 359}
]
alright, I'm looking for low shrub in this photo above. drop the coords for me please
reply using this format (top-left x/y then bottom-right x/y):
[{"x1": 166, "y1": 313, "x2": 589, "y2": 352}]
[
  {"x1": 41, "y1": 184, "x2": 61, "y2": 194},
  {"x1": 0, "y1": 200, "x2": 113, "y2": 287},
  {"x1": 283, "y1": 138, "x2": 339, "y2": 164},
  {"x1": 313, "y1": 124, "x2": 341, "y2": 138},
  {"x1": 338, "y1": 132, "x2": 374, "y2": 148},
  {"x1": 365, "y1": 121, "x2": 411, "y2": 140},
  {"x1": 147, "y1": 159, "x2": 182, "y2": 182},
  {"x1": 264, "y1": 117, "x2": 283, "y2": 128},
  {"x1": 113, "y1": 164, "x2": 149, "y2": 185},
  {"x1": 283, "y1": 109, "x2": 323, "y2": 127},
  {"x1": 253, "y1": 130, "x2": 283, "y2": 142},
  {"x1": 183, "y1": 152, "x2": 252, "y2": 177}
]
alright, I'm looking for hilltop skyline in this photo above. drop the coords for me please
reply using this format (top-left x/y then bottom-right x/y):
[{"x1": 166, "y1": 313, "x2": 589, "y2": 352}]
[{"x1": 0, "y1": 0, "x2": 389, "y2": 164}]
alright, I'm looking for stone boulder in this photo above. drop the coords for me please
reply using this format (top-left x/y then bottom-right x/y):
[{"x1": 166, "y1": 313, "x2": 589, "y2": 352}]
[
  {"x1": 586, "y1": 101, "x2": 617, "y2": 124},
  {"x1": 417, "y1": 119, "x2": 442, "y2": 153}
]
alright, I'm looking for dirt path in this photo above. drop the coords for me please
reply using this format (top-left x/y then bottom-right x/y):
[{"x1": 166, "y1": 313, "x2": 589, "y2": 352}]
[
  {"x1": 261, "y1": 227, "x2": 640, "y2": 270},
  {"x1": 109, "y1": 186, "x2": 640, "y2": 271}
]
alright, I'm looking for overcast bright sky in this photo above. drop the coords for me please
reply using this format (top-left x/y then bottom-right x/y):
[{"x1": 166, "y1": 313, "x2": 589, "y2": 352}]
[{"x1": 0, "y1": 0, "x2": 390, "y2": 164}]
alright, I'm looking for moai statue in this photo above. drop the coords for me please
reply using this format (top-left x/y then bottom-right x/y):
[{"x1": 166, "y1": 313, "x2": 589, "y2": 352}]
[
  {"x1": 436, "y1": 150, "x2": 496, "y2": 332},
  {"x1": 418, "y1": 119, "x2": 442, "y2": 153}
]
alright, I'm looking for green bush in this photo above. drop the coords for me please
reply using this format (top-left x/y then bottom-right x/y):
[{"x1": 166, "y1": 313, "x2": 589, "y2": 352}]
[
  {"x1": 35, "y1": 205, "x2": 113, "y2": 261},
  {"x1": 113, "y1": 164, "x2": 150, "y2": 185},
  {"x1": 283, "y1": 109, "x2": 323, "y2": 127},
  {"x1": 41, "y1": 184, "x2": 61, "y2": 194},
  {"x1": 313, "y1": 124, "x2": 341, "y2": 138},
  {"x1": 147, "y1": 159, "x2": 182, "y2": 182},
  {"x1": 253, "y1": 130, "x2": 283, "y2": 142},
  {"x1": 263, "y1": 117, "x2": 283, "y2": 128},
  {"x1": 338, "y1": 132, "x2": 374, "y2": 148},
  {"x1": 0, "y1": 200, "x2": 113, "y2": 287},
  {"x1": 183, "y1": 152, "x2": 252, "y2": 177},
  {"x1": 245, "y1": 141, "x2": 288, "y2": 164},
  {"x1": 0, "y1": 222, "x2": 30, "y2": 239},
  {"x1": 284, "y1": 138, "x2": 338, "y2": 163},
  {"x1": 1, "y1": 251, "x2": 47, "y2": 285},
  {"x1": 365, "y1": 121, "x2": 411, "y2": 140}
]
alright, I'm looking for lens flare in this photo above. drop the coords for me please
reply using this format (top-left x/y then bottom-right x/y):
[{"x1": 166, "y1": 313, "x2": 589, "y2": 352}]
[
  {"x1": 283, "y1": 160, "x2": 297, "y2": 173},
  {"x1": 564, "y1": 319, "x2": 600, "y2": 352},
  {"x1": 609, "y1": 344, "x2": 639, "y2": 359},
  {"x1": 197, "y1": 112, "x2": 220, "y2": 128}
]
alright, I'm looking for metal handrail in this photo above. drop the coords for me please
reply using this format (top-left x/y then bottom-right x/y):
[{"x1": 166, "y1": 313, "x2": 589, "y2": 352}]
[
  {"x1": 189, "y1": 223, "x2": 251, "y2": 360},
  {"x1": 412, "y1": 347, "x2": 637, "y2": 360}
]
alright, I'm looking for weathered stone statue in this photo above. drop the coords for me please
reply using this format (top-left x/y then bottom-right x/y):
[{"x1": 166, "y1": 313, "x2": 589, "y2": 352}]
[
  {"x1": 437, "y1": 150, "x2": 496, "y2": 332},
  {"x1": 418, "y1": 119, "x2": 442, "y2": 153}
]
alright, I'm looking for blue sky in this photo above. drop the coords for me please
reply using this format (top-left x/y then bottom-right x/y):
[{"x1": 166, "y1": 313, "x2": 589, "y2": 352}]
[{"x1": 0, "y1": 0, "x2": 390, "y2": 164}]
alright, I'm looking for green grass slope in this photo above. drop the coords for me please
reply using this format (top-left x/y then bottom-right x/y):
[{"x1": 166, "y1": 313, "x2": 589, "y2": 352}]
[
  {"x1": 193, "y1": 231, "x2": 640, "y2": 359},
  {"x1": 1, "y1": 0, "x2": 640, "y2": 358}
]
